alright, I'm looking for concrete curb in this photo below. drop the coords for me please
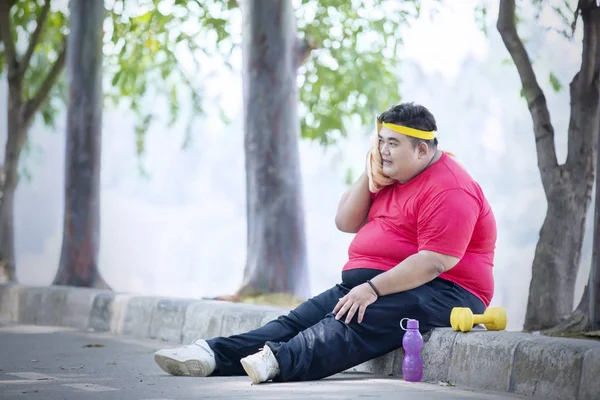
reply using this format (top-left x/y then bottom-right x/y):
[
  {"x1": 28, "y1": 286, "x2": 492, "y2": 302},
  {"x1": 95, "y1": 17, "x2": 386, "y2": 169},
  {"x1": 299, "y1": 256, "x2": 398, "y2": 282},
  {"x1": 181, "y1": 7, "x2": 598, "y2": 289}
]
[{"x1": 1, "y1": 283, "x2": 598, "y2": 399}]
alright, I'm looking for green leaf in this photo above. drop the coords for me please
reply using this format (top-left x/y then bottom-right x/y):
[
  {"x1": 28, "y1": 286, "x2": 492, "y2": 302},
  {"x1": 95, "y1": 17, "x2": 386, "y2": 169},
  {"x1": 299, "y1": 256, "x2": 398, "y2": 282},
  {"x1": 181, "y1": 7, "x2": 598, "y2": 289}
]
[
  {"x1": 135, "y1": 113, "x2": 153, "y2": 157},
  {"x1": 474, "y1": 4, "x2": 488, "y2": 37},
  {"x1": 549, "y1": 72, "x2": 562, "y2": 93},
  {"x1": 111, "y1": 70, "x2": 122, "y2": 86}
]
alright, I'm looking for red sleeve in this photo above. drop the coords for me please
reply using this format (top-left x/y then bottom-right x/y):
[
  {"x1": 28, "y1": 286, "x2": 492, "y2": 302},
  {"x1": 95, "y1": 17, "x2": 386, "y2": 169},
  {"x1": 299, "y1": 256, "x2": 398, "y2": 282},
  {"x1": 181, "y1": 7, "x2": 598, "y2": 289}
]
[{"x1": 417, "y1": 189, "x2": 480, "y2": 259}]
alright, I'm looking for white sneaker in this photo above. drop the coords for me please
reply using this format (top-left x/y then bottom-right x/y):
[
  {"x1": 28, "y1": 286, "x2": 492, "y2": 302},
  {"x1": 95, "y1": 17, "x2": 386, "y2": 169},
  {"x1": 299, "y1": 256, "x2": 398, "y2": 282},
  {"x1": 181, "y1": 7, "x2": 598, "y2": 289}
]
[
  {"x1": 240, "y1": 345, "x2": 280, "y2": 384},
  {"x1": 153, "y1": 339, "x2": 216, "y2": 377}
]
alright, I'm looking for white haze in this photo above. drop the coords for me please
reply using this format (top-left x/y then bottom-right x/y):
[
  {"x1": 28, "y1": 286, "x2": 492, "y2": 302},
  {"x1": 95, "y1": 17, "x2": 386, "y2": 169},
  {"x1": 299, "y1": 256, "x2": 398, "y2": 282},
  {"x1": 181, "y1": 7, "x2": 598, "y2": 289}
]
[{"x1": 0, "y1": 1, "x2": 591, "y2": 331}]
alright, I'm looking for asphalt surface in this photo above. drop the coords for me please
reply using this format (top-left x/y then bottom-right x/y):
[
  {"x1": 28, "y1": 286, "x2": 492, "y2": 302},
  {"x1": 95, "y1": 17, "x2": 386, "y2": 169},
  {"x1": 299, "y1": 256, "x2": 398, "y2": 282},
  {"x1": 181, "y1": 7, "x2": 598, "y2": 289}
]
[{"x1": 0, "y1": 322, "x2": 534, "y2": 400}]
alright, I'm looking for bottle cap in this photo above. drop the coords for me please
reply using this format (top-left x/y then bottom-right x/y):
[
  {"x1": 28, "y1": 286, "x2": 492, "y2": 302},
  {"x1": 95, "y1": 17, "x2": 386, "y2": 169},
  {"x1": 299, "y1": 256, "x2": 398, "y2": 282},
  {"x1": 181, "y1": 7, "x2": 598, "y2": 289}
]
[{"x1": 400, "y1": 318, "x2": 419, "y2": 330}]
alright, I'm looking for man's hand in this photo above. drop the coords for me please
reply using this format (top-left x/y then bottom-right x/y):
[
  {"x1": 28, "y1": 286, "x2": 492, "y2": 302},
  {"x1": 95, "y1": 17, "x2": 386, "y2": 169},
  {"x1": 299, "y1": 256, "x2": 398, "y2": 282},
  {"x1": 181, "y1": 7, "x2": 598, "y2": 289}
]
[
  {"x1": 366, "y1": 134, "x2": 395, "y2": 193},
  {"x1": 333, "y1": 283, "x2": 378, "y2": 324}
]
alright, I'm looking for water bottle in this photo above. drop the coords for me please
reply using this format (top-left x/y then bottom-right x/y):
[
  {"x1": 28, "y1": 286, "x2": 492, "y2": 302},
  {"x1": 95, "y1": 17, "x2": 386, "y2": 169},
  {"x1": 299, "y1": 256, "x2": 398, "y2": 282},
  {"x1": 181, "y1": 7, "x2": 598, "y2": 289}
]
[{"x1": 400, "y1": 318, "x2": 424, "y2": 382}]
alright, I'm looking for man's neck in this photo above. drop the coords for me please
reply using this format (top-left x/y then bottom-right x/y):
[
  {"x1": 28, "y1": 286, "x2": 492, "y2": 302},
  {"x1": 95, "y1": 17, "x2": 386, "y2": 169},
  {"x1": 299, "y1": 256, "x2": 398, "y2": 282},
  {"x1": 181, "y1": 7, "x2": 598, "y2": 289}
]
[
  {"x1": 420, "y1": 149, "x2": 440, "y2": 171},
  {"x1": 398, "y1": 150, "x2": 441, "y2": 184}
]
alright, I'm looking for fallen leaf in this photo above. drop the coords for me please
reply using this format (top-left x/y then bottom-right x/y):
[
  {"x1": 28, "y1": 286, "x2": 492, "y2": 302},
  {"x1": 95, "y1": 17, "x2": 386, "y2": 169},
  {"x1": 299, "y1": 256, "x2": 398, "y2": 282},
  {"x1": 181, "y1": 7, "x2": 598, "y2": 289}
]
[{"x1": 210, "y1": 294, "x2": 242, "y2": 302}]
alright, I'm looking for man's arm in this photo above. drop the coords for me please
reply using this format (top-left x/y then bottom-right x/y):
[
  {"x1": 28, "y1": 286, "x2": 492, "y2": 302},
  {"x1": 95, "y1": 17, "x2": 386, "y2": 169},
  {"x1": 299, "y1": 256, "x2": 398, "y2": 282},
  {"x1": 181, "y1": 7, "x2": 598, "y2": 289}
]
[
  {"x1": 369, "y1": 250, "x2": 459, "y2": 295},
  {"x1": 335, "y1": 172, "x2": 372, "y2": 233}
]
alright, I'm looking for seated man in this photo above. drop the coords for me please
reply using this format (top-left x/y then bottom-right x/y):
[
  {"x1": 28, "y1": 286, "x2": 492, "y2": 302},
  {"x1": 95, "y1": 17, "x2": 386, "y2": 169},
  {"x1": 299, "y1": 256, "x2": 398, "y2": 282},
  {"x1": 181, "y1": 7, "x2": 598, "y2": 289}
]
[{"x1": 153, "y1": 102, "x2": 497, "y2": 384}]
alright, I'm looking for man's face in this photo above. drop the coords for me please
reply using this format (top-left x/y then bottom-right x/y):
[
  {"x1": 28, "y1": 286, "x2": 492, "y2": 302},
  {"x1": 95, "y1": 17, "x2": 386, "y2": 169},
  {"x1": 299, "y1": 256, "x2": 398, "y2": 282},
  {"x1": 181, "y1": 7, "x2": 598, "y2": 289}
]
[{"x1": 378, "y1": 127, "x2": 427, "y2": 183}]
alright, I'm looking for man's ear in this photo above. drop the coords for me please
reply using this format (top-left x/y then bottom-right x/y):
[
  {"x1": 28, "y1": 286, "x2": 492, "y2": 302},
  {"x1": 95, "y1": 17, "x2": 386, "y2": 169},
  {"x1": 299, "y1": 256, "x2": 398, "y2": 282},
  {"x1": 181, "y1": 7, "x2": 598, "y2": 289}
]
[{"x1": 418, "y1": 142, "x2": 429, "y2": 157}]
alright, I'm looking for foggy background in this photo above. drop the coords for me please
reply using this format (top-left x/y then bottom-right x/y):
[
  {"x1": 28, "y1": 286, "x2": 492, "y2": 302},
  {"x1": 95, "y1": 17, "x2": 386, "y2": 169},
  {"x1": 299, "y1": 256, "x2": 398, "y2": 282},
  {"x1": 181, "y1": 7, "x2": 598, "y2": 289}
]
[{"x1": 0, "y1": 1, "x2": 591, "y2": 331}]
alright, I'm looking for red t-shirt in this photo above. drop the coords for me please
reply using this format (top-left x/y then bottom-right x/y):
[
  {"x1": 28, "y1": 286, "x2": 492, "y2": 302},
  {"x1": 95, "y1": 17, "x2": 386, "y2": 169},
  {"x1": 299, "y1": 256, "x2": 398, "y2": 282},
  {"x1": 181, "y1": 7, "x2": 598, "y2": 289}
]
[{"x1": 342, "y1": 152, "x2": 497, "y2": 306}]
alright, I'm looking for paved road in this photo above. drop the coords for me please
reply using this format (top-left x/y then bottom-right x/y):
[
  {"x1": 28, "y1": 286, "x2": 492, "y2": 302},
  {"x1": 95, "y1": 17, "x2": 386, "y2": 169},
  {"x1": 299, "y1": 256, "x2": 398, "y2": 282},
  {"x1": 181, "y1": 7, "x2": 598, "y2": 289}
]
[{"x1": 0, "y1": 322, "x2": 533, "y2": 400}]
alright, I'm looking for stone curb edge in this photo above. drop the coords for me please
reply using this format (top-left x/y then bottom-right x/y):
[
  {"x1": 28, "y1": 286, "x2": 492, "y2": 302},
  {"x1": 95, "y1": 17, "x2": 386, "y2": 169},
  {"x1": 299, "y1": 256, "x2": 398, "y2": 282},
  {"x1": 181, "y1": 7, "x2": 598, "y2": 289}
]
[{"x1": 0, "y1": 283, "x2": 598, "y2": 399}]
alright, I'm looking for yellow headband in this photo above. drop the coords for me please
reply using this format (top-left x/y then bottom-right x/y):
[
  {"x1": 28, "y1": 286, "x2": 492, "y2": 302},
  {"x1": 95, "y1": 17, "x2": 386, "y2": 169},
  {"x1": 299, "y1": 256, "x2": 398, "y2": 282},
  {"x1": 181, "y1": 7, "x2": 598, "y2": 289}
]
[{"x1": 376, "y1": 121, "x2": 436, "y2": 141}]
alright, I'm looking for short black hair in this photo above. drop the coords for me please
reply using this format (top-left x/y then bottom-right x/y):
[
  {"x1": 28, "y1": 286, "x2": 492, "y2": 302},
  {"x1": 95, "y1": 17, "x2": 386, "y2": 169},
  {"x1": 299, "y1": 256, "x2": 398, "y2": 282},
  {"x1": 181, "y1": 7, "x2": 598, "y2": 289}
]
[{"x1": 377, "y1": 102, "x2": 438, "y2": 148}]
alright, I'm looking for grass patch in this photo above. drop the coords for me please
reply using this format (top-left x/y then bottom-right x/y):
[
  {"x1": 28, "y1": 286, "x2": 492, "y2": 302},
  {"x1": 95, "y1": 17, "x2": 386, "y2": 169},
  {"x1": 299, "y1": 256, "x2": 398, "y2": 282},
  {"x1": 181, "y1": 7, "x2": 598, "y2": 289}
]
[{"x1": 211, "y1": 292, "x2": 304, "y2": 309}]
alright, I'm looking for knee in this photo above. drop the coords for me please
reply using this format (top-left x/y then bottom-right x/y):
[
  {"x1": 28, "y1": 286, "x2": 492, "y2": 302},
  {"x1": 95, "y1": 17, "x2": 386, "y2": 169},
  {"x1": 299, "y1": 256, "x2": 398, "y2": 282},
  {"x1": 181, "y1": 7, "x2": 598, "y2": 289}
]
[{"x1": 267, "y1": 311, "x2": 306, "y2": 331}]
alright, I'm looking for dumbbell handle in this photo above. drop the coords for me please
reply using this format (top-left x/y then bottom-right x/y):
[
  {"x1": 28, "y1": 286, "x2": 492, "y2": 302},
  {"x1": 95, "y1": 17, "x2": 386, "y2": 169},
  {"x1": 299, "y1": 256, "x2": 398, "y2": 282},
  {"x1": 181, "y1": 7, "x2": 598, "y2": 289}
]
[{"x1": 472, "y1": 314, "x2": 491, "y2": 325}]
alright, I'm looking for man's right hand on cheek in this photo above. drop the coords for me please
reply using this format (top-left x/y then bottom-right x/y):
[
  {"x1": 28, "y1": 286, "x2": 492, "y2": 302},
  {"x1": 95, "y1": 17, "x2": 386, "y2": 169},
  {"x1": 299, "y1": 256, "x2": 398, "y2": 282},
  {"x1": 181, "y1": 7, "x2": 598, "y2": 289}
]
[{"x1": 366, "y1": 134, "x2": 394, "y2": 193}]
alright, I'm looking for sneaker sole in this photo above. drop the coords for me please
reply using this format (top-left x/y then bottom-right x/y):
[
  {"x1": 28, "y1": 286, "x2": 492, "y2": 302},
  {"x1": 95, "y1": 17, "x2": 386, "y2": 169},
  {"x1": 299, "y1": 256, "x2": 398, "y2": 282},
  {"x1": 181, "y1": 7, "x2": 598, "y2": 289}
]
[
  {"x1": 154, "y1": 353, "x2": 211, "y2": 377},
  {"x1": 240, "y1": 358, "x2": 263, "y2": 384}
]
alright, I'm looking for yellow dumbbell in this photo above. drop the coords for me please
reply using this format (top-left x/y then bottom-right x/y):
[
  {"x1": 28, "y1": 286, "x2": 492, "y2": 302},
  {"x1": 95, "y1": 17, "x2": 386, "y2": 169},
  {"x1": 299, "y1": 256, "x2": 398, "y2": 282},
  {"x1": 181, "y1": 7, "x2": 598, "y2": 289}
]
[{"x1": 450, "y1": 307, "x2": 507, "y2": 332}]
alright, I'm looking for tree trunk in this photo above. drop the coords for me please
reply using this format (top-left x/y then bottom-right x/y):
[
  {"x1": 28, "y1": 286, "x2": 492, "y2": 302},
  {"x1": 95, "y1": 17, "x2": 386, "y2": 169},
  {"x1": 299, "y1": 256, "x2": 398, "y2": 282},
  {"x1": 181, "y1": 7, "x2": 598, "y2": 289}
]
[
  {"x1": 551, "y1": 103, "x2": 600, "y2": 335},
  {"x1": 544, "y1": 273, "x2": 600, "y2": 334},
  {"x1": 524, "y1": 178, "x2": 592, "y2": 330},
  {"x1": 590, "y1": 143, "x2": 600, "y2": 331},
  {"x1": 585, "y1": 243, "x2": 600, "y2": 330},
  {"x1": 0, "y1": 182, "x2": 16, "y2": 283},
  {"x1": 237, "y1": 0, "x2": 310, "y2": 300},
  {"x1": 0, "y1": 89, "x2": 25, "y2": 283},
  {"x1": 52, "y1": 0, "x2": 108, "y2": 289},
  {"x1": 574, "y1": 250, "x2": 600, "y2": 331}
]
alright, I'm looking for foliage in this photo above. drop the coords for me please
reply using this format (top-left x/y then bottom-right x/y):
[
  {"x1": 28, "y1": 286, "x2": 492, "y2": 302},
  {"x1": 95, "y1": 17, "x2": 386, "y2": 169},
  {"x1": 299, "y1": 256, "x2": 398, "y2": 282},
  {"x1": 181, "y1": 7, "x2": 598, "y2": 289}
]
[
  {"x1": 1, "y1": 0, "x2": 226, "y2": 169},
  {"x1": 294, "y1": 0, "x2": 422, "y2": 145},
  {"x1": 2, "y1": 0, "x2": 423, "y2": 160},
  {"x1": 104, "y1": 0, "x2": 231, "y2": 159},
  {"x1": 474, "y1": 3, "x2": 489, "y2": 37},
  {"x1": 474, "y1": 0, "x2": 580, "y2": 96},
  {"x1": 105, "y1": 0, "x2": 425, "y2": 148},
  {"x1": 530, "y1": 0, "x2": 580, "y2": 40},
  {"x1": 1, "y1": 0, "x2": 68, "y2": 128}
]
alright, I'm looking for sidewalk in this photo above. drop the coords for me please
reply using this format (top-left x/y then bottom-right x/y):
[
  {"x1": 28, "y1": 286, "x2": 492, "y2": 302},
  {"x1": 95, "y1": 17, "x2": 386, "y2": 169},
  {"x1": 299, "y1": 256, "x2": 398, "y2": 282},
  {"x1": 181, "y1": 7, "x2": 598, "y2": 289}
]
[
  {"x1": 0, "y1": 321, "x2": 534, "y2": 400},
  {"x1": 0, "y1": 283, "x2": 598, "y2": 400}
]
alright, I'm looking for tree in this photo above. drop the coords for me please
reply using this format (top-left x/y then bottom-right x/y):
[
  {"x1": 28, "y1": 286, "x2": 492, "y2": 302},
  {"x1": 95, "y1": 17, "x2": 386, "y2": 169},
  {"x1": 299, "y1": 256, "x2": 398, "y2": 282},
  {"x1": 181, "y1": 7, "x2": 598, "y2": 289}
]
[
  {"x1": 496, "y1": 0, "x2": 600, "y2": 331},
  {"x1": 0, "y1": 0, "x2": 66, "y2": 282},
  {"x1": 0, "y1": 0, "x2": 224, "y2": 285},
  {"x1": 235, "y1": 0, "x2": 422, "y2": 299},
  {"x1": 51, "y1": 0, "x2": 107, "y2": 288}
]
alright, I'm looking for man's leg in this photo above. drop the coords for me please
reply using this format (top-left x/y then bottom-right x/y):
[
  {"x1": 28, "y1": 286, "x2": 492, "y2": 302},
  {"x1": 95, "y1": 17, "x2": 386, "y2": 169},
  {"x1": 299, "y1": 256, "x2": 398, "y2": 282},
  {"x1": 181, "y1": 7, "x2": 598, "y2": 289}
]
[
  {"x1": 154, "y1": 284, "x2": 347, "y2": 376},
  {"x1": 244, "y1": 278, "x2": 484, "y2": 382}
]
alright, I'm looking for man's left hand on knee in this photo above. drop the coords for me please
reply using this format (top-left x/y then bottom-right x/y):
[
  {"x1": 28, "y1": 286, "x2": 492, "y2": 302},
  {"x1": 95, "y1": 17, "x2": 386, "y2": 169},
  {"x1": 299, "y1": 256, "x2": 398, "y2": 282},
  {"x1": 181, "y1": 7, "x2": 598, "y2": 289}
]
[{"x1": 333, "y1": 283, "x2": 378, "y2": 324}]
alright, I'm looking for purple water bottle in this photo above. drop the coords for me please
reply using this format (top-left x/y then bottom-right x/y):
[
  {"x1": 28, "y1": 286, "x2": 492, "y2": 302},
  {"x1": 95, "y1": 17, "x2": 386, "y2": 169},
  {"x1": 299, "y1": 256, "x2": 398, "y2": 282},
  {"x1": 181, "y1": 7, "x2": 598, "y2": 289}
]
[{"x1": 400, "y1": 318, "x2": 423, "y2": 382}]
